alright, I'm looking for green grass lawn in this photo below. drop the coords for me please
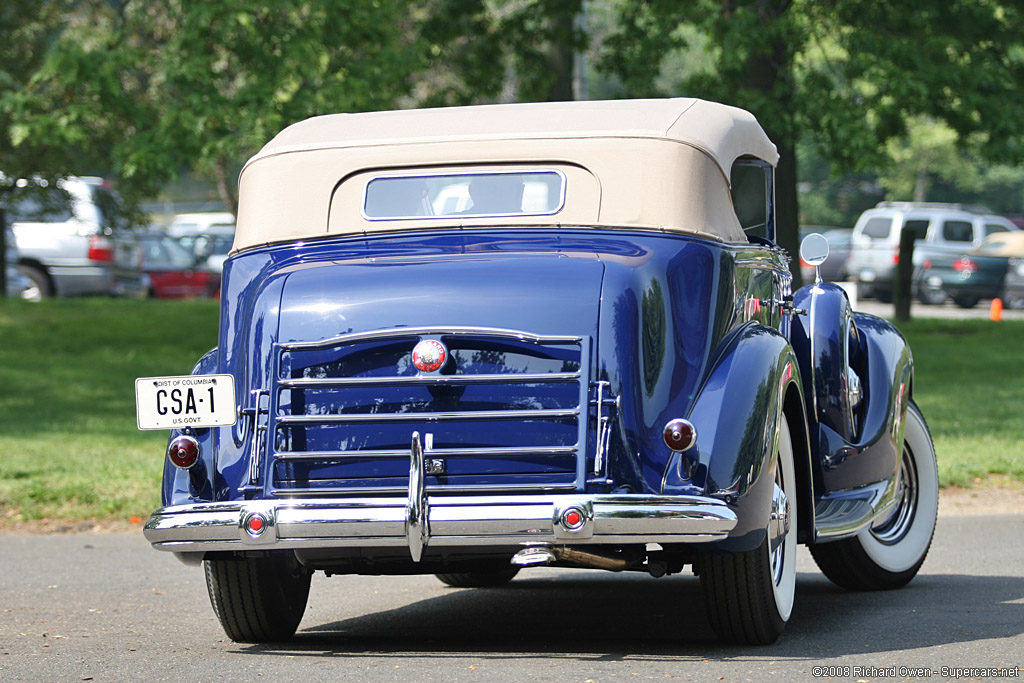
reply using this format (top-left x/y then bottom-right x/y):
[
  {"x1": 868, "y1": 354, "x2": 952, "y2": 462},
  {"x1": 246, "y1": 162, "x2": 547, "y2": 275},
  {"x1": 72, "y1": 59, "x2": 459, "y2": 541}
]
[
  {"x1": 897, "y1": 318, "x2": 1024, "y2": 488},
  {"x1": 0, "y1": 298, "x2": 219, "y2": 526},
  {"x1": 0, "y1": 299, "x2": 1020, "y2": 526}
]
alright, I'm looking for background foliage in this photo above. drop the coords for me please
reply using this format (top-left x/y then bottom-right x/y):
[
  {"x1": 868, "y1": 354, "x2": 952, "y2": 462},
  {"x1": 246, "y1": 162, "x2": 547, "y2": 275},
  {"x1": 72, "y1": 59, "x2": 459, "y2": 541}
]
[{"x1": 3, "y1": 1, "x2": 1024, "y2": 235}]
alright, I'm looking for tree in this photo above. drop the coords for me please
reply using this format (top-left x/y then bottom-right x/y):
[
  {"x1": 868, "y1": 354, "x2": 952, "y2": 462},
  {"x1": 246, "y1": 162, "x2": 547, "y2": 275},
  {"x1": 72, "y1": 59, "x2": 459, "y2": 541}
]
[
  {"x1": 598, "y1": 0, "x2": 1024, "y2": 276},
  {"x1": 0, "y1": 1, "x2": 76, "y2": 178},
  {"x1": 1, "y1": 0, "x2": 420, "y2": 214},
  {"x1": 419, "y1": 0, "x2": 586, "y2": 106},
  {"x1": 879, "y1": 117, "x2": 984, "y2": 203}
]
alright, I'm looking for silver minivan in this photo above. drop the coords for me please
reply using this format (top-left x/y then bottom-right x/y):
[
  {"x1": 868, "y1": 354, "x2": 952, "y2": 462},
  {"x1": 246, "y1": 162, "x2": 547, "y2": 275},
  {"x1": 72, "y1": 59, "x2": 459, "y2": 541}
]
[
  {"x1": 847, "y1": 201, "x2": 1017, "y2": 301},
  {"x1": 7, "y1": 176, "x2": 128, "y2": 299}
]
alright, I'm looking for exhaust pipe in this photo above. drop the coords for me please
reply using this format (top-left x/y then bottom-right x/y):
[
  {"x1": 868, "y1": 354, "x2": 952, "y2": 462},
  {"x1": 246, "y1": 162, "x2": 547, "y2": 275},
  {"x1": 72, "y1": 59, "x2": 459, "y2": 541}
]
[{"x1": 511, "y1": 545, "x2": 642, "y2": 571}]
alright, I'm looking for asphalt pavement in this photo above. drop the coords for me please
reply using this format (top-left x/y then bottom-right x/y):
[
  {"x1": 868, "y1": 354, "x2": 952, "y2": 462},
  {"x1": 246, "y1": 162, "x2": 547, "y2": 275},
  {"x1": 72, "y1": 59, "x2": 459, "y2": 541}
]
[{"x1": 1, "y1": 511, "x2": 1021, "y2": 682}]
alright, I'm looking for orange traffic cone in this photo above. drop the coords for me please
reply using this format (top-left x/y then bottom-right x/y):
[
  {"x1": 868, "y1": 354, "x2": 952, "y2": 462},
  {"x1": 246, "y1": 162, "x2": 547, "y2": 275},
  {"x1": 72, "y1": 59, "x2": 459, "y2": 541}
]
[{"x1": 990, "y1": 297, "x2": 1003, "y2": 321}]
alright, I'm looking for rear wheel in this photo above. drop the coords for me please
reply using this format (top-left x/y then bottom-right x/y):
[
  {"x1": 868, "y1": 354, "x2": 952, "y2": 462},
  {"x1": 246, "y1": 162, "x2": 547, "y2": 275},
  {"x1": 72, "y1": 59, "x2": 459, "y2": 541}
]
[
  {"x1": 1004, "y1": 290, "x2": 1024, "y2": 310},
  {"x1": 204, "y1": 554, "x2": 311, "y2": 643},
  {"x1": 915, "y1": 281, "x2": 947, "y2": 306},
  {"x1": 17, "y1": 264, "x2": 51, "y2": 301},
  {"x1": 436, "y1": 565, "x2": 519, "y2": 588},
  {"x1": 699, "y1": 415, "x2": 797, "y2": 645},
  {"x1": 810, "y1": 402, "x2": 937, "y2": 590}
]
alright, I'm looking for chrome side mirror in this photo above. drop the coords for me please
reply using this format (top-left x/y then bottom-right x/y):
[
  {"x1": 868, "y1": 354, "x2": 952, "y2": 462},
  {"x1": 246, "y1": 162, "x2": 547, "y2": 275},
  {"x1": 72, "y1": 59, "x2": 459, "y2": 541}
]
[{"x1": 800, "y1": 233, "x2": 830, "y2": 284}]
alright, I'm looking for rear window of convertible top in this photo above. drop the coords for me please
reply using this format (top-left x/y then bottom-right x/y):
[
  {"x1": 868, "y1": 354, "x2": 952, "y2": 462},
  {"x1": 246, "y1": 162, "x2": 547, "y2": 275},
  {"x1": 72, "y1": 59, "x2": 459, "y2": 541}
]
[{"x1": 363, "y1": 170, "x2": 565, "y2": 220}]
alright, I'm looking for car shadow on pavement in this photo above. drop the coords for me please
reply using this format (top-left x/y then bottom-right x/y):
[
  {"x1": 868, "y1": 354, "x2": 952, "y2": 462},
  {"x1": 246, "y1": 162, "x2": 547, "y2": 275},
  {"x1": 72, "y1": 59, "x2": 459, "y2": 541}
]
[{"x1": 233, "y1": 570, "x2": 1023, "y2": 662}]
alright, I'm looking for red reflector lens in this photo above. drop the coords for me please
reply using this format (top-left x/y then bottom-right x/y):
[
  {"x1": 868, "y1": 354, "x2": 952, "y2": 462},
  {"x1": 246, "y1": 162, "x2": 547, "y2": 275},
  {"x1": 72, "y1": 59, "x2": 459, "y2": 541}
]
[
  {"x1": 663, "y1": 419, "x2": 697, "y2": 452},
  {"x1": 167, "y1": 435, "x2": 200, "y2": 469},
  {"x1": 249, "y1": 516, "x2": 263, "y2": 532},
  {"x1": 565, "y1": 510, "x2": 581, "y2": 526}
]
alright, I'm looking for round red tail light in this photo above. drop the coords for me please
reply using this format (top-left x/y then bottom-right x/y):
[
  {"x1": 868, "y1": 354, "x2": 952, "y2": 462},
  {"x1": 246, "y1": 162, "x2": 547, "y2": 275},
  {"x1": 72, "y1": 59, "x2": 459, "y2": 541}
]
[
  {"x1": 560, "y1": 505, "x2": 587, "y2": 532},
  {"x1": 663, "y1": 419, "x2": 697, "y2": 452},
  {"x1": 167, "y1": 435, "x2": 201, "y2": 469}
]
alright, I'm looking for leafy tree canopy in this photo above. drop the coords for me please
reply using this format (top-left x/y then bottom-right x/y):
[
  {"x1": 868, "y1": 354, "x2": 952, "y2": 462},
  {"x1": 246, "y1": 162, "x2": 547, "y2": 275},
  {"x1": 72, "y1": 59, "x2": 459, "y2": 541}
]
[
  {"x1": 597, "y1": 0, "x2": 1024, "y2": 266},
  {"x1": 1, "y1": 0, "x2": 419, "y2": 213}
]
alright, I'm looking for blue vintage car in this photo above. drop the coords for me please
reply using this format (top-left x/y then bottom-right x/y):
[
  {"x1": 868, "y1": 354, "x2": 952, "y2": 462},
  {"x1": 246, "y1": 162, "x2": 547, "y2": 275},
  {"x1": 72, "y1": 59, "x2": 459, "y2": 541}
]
[{"x1": 138, "y1": 99, "x2": 938, "y2": 645}]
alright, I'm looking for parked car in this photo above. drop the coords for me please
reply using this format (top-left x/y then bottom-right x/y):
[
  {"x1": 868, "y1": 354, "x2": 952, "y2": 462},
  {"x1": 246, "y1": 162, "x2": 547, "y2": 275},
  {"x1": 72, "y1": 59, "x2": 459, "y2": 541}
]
[
  {"x1": 3, "y1": 175, "x2": 134, "y2": 299},
  {"x1": 117, "y1": 232, "x2": 220, "y2": 298},
  {"x1": 847, "y1": 201, "x2": 1018, "y2": 301},
  {"x1": 799, "y1": 227, "x2": 851, "y2": 283},
  {"x1": 916, "y1": 231, "x2": 1024, "y2": 308},
  {"x1": 165, "y1": 212, "x2": 235, "y2": 273},
  {"x1": 4, "y1": 226, "x2": 32, "y2": 299},
  {"x1": 138, "y1": 99, "x2": 937, "y2": 646},
  {"x1": 165, "y1": 211, "x2": 235, "y2": 238}
]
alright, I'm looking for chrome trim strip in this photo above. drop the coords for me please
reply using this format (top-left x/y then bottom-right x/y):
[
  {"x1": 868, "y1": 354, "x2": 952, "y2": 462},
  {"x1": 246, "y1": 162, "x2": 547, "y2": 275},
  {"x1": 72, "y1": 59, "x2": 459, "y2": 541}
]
[
  {"x1": 279, "y1": 326, "x2": 583, "y2": 351},
  {"x1": 278, "y1": 372, "x2": 580, "y2": 388},
  {"x1": 269, "y1": 482, "x2": 580, "y2": 496},
  {"x1": 276, "y1": 408, "x2": 579, "y2": 425},
  {"x1": 273, "y1": 445, "x2": 578, "y2": 461},
  {"x1": 144, "y1": 493, "x2": 738, "y2": 553}
]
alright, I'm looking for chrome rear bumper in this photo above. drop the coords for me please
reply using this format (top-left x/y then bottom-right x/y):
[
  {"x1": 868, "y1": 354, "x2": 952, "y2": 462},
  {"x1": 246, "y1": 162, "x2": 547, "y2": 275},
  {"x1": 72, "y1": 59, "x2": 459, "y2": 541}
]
[{"x1": 144, "y1": 493, "x2": 738, "y2": 558}]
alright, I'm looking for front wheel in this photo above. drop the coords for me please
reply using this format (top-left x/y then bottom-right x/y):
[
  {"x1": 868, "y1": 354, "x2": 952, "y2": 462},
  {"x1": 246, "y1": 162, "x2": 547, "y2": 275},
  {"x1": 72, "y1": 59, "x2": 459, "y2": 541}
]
[
  {"x1": 952, "y1": 295, "x2": 980, "y2": 309},
  {"x1": 698, "y1": 414, "x2": 797, "y2": 645},
  {"x1": 810, "y1": 402, "x2": 937, "y2": 590},
  {"x1": 204, "y1": 553, "x2": 312, "y2": 643}
]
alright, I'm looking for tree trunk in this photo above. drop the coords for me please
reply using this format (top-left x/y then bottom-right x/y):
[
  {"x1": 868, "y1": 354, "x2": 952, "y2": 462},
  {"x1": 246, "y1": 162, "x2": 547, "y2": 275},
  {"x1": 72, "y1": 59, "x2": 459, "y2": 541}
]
[
  {"x1": 913, "y1": 167, "x2": 927, "y2": 203},
  {"x1": 774, "y1": 135, "x2": 802, "y2": 288},
  {"x1": 737, "y1": 1, "x2": 801, "y2": 286},
  {"x1": 545, "y1": 13, "x2": 575, "y2": 102},
  {"x1": 214, "y1": 158, "x2": 238, "y2": 218}
]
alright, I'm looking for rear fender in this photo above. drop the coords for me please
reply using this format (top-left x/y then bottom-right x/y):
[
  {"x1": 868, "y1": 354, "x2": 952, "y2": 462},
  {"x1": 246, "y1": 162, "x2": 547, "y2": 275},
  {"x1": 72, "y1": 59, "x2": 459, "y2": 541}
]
[{"x1": 663, "y1": 323, "x2": 809, "y2": 551}]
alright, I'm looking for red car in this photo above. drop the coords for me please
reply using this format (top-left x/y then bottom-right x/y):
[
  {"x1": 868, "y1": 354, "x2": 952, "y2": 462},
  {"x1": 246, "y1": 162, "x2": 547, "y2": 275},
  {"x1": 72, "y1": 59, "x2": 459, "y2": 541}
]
[{"x1": 133, "y1": 233, "x2": 220, "y2": 298}]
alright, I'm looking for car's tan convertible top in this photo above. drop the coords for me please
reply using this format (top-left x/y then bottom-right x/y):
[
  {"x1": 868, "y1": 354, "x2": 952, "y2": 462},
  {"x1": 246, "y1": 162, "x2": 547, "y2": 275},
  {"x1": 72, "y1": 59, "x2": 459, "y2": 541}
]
[{"x1": 234, "y1": 98, "x2": 778, "y2": 252}]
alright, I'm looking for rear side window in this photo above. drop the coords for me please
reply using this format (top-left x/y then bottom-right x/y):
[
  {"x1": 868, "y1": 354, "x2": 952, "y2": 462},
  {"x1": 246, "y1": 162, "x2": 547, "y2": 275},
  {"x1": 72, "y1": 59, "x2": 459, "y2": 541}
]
[
  {"x1": 730, "y1": 158, "x2": 773, "y2": 241},
  {"x1": 862, "y1": 217, "x2": 893, "y2": 239},
  {"x1": 3, "y1": 185, "x2": 74, "y2": 222},
  {"x1": 941, "y1": 220, "x2": 973, "y2": 243},
  {"x1": 985, "y1": 223, "x2": 1009, "y2": 237},
  {"x1": 903, "y1": 219, "x2": 930, "y2": 240}
]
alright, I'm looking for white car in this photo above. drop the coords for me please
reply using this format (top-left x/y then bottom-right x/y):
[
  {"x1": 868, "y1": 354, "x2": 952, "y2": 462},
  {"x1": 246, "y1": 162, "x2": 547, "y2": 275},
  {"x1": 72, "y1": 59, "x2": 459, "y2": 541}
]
[
  {"x1": 847, "y1": 201, "x2": 1018, "y2": 301},
  {"x1": 4, "y1": 227, "x2": 31, "y2": 299},
  {"x1": 7, "y1": 176, "x2": 130, "y2": 299}
]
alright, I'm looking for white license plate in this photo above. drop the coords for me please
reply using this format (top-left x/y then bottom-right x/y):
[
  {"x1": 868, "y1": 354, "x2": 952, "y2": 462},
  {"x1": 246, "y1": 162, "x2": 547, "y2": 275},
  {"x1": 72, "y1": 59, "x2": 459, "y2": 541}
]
[{"x1": 135, "y1": 375, "x2": 237, "y2": 430}]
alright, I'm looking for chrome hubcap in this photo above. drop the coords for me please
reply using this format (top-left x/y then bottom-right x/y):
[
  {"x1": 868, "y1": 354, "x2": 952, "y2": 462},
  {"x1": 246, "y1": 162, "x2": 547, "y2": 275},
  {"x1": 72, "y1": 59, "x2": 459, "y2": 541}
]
[
  {"x1": 768, "y1": 467, "x2": 790, "y2": 585},
  {"x1": 871, "y1": 446, "x2": 918, "y2": 544}
]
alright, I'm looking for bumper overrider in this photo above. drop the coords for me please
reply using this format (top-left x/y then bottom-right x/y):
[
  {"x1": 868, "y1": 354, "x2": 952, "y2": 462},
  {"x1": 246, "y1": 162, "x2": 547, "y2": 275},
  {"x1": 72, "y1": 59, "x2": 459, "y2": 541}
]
[{"x1": 144, "y1": 493, "x2": 738, "y2": 559}]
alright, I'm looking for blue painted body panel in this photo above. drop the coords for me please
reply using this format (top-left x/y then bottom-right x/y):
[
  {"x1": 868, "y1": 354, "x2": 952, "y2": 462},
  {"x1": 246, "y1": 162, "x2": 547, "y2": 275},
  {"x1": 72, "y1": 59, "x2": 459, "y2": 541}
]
[{"x1": 160, "y1": 228, "x2": 914, "y2": 547}]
